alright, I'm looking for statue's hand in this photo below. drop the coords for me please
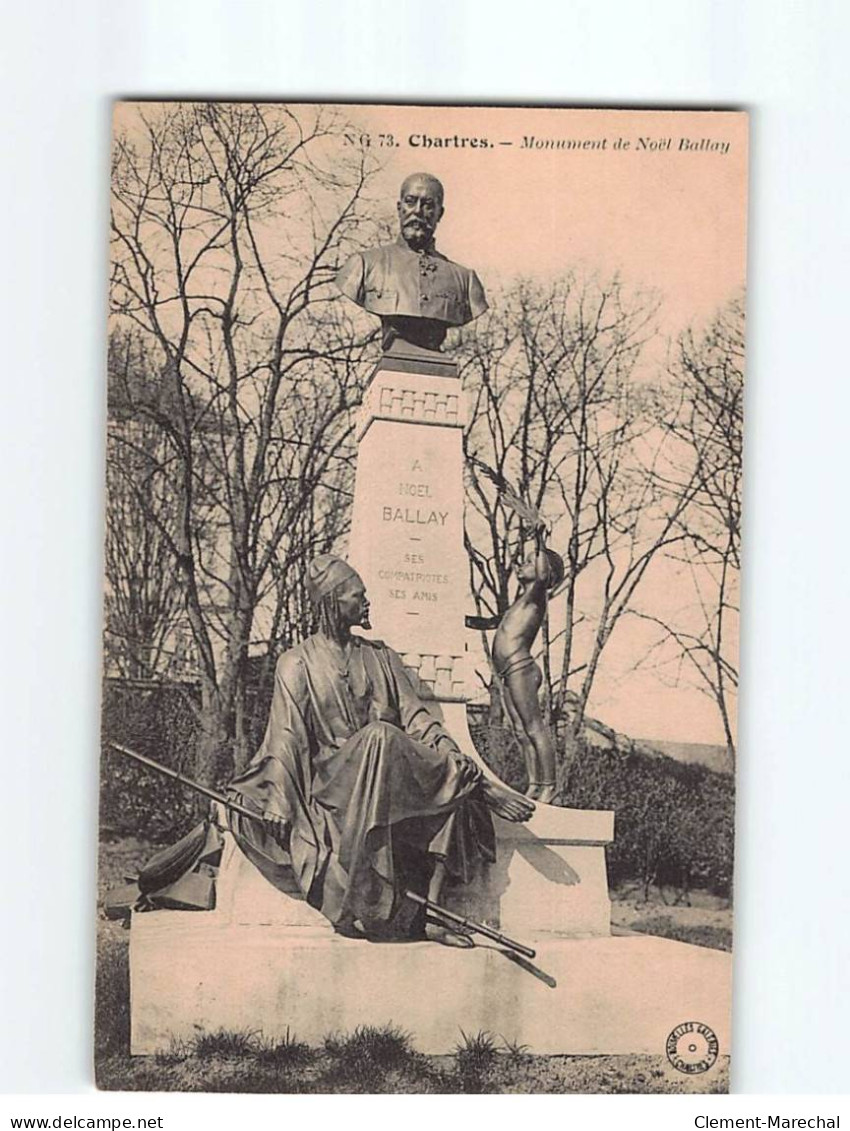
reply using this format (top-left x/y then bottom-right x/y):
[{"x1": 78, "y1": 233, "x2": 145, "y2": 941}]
[{"x1": 454, "y1": 752, "x2": 481, "y2": 789}]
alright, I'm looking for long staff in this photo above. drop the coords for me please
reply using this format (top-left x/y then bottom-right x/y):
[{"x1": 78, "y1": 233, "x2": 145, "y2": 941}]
[{"x1": 108, "y1": 741, "x2": 261, "y2": 822}]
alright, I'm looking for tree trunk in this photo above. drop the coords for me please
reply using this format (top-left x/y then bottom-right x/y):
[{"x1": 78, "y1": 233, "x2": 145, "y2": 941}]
[
  {"x1": 558, "y1": 722, "x2": 581, "y2": 798},
  {"x1": 194, "y1": 680, "x2": 228, "y2": 789},
  {"x1": 553, "y1": 572, "x2": 578, "y2": 724}
]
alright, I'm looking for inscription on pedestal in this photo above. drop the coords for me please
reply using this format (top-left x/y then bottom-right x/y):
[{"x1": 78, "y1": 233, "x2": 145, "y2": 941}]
[
  {"x1": 368, "y1": 447, "x2": 463, "y2": 650},
  {"x1": 349, "y1": 369, "x2": 469, "y2": 659},
  {"x1": 380, "y1": 461, "x2": 451, "y2": 616}
]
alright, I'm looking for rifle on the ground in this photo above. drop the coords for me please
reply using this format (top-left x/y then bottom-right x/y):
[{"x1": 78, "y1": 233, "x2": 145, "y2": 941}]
[
  {"x1": 107, "y1": 741, "x2": 536, "y2": 960},
  {"x1": 405, "y1": 892, "x2": 535, "y2": 959}
]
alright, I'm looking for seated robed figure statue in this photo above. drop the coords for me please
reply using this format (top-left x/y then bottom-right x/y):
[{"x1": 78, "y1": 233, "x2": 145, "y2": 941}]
[{"x1": 228, "y1": 556, "x2": 534, "y2": 946}]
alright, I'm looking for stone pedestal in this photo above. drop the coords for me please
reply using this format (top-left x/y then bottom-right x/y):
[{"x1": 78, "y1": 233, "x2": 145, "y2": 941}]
[
  {"x1": 445, "y1": 805, "x2": 613, "y2": 940},
  {"x1": 132, "y1": 921, "x2": 731, "y2": 1063},
  {"x1": 196, "y1": 800, "x2": 611, "y2": 941},
  {"x1": 345, "y1": 349, "x2": 616, "y2": 935},
  {"x1": 130, "y1": 831, "x2": 730, "y2": 1064}
]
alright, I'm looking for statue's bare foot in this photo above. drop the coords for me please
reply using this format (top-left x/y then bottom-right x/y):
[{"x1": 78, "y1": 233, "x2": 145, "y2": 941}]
[
  {"x1": 480, "y1": 778, "x2": 535, "y2": 822},
  {"x1": 425, "y1": 919, "x2": 474, "y2": 948},
  {"x1": 535, "y1": 782, "x2": 558, "y2": 805},
  {"x1": 524, "y1": 782, "x2": 540, "y2": 800}
]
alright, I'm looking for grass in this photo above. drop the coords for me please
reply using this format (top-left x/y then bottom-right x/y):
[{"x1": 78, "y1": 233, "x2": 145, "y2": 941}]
[
  {"x1": 256, "y1": 1028, "x2": 315, "y2": 1069},
  {"x1": 453, "y1": 1030, "x2": 500, "y2": 1092},
  {"x1": 318, "y1": 1025, "x2": 441, "y2": 1093},
  {"x1": 610, "y1": 883, "x2": 733, "y2": 952},
  {"x1": 502, "y1": 1036, "x2": 532, "y2": 1064},
  {"x1": 96, "y1": 1018, "x2": 729, "y2": 1093},
  {"x1": 193, "y1": 1029, "x2": 263, "y2": 1058},
  {"x1": 323, "y1": 1024, "x2": 416, "y2": 1071},
  {"x1": 95, "y1": 924, "x2": 132, "y2": 1061},
  {"x1": 98, "y1": 1022, "x2": 452, "y2": 1094}
]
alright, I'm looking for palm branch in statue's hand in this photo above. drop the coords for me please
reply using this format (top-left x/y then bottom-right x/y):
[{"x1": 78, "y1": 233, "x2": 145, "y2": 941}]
[
  {"x1": 500, "y1": 484, "x2": 544, "y2": 532},
  {"x1": 467, "y1": 455, "x2": 546, "y2": 534}
]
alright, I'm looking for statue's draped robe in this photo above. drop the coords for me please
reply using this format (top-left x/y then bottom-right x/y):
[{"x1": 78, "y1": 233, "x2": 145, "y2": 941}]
[{"x1": 228, "y1": 635, "x2": 495, "y2": 935}]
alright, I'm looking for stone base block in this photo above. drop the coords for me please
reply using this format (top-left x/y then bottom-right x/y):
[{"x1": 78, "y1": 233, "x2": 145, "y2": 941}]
[{"x1": 130, "y1": 916, "x2": 731, "y2": 1060}]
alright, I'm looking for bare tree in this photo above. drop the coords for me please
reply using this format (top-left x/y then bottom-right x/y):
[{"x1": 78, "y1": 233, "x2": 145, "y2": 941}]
[
  {"x1": 104, "y1": 332, "x2": 186, "y2": 680},
  {"x1": 109, "y1": 102, "x2": 380, "y2": 781},
  {"x1": 635, "y1": 296, "x2": 744, "y2": 763},
  {"x1": 460, "y1": 274, "x2": 706, "y2": 782}
]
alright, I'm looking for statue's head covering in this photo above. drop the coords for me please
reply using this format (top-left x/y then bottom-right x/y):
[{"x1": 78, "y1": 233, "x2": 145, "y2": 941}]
[{"x1": 306, "y1": 555, "x2": 360, "y2": 605}]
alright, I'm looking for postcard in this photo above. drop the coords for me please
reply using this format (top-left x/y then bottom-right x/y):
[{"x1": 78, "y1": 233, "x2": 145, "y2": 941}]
[{"x1": 98, "y1": 101, "x2": 746, "y2": 1093}]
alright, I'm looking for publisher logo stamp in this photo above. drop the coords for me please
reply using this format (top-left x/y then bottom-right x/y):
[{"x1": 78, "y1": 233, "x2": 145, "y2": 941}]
[{"x1": 666, "y1": 1022, "x2": 719, "y2": 1074}]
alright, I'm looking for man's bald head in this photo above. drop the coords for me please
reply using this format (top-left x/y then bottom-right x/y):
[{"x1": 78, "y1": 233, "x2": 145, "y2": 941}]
[
  {"x1": 399, "y1": 172, "x2": 445, "y2": 205},
  {"x1": 397, "y1": 173, "x2": 445, "y2": 251}
]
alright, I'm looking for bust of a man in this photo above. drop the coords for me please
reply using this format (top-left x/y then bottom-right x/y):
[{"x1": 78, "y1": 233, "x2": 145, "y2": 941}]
[{"x1": 335, "y1": 172, "x2": 487, "y2": 353}]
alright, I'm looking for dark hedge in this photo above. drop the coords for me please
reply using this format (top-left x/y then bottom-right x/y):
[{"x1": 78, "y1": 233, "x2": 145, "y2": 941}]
[{"x1": 100, "y1": 680, "x2": 201, "y2": 843}]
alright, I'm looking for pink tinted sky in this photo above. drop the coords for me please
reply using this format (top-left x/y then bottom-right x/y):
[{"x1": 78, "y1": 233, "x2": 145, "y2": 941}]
[{"x1": 350, "y1": 104, "x2": 748, "y2": 338}]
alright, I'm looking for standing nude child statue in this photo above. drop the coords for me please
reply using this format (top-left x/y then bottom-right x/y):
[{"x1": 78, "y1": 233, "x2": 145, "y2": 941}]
[{"x1": 492, "y1": 526, "x2": 565, "y2": 805}]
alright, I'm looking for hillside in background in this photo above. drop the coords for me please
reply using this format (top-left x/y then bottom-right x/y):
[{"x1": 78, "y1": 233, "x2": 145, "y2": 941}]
[
  {"x1": 564, "y1": 697, "x2": 734, "y2": 775},
  {"x1": 579, "y1": 718, "x2": 735, "y2": 776}
]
